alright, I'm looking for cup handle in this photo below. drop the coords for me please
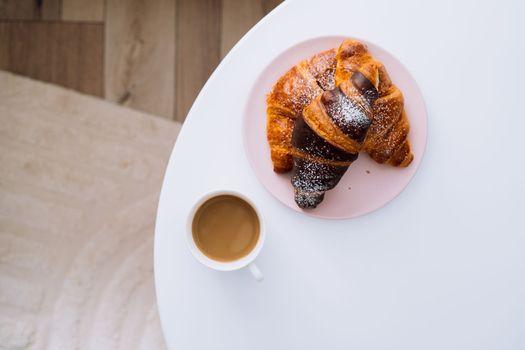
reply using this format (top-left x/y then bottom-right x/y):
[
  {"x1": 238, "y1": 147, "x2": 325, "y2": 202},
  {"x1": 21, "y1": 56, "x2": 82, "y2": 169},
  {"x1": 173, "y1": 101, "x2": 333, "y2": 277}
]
[{"x1": 248, "y1": 262, "x2": 263, "y2": 282}]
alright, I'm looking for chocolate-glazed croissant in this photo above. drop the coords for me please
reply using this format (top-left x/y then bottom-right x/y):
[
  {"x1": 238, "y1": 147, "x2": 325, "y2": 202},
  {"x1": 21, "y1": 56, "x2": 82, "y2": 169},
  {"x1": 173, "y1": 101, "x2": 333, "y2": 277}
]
[
  {"x1": 335, "y1": 39, "x2": 413, "y2": 167},
  {"x1": 290, "y1": 71, "x2": 379, "y2": 208},
  {"x1": 266, "y1": 49, "x2": 337, "y2": 173},
  {"x1": 266, "y1": 39, "x2": 414, "y2": 209},
  {"x1": 266, "y1": 39, "x2": 414, "y2": 173}
]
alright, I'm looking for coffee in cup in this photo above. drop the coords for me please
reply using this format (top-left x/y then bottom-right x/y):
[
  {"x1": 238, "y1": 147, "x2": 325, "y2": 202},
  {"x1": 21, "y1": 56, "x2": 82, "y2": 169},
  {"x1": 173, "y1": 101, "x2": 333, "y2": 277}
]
[
  {"x1": 192, "y1": 195, "x2": 260, "y2": 262},
  {"x1": 187, "y1": 191, "x2": 265, "y2": 281}
]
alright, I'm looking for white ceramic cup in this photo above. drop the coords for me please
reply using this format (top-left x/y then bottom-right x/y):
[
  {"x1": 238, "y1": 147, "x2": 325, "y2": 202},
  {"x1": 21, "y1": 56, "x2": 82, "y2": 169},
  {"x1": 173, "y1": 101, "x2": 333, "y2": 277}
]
[{"x1": 186, "y1": 190, "x2": 265, "y2": 281}]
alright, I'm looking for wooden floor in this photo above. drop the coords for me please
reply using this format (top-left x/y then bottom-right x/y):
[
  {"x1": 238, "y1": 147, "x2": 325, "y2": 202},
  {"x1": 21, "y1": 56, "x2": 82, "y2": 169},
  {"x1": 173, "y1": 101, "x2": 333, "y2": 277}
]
[{"x1": 0, "y1": 0, "x2": 283, "y2": 122}]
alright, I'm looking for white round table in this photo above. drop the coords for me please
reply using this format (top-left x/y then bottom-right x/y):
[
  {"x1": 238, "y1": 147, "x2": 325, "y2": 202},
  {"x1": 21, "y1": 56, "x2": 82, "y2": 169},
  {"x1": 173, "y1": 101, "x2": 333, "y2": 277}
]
[{"x1": 154, "y1": 1, "x2": 525, "y2": 349}]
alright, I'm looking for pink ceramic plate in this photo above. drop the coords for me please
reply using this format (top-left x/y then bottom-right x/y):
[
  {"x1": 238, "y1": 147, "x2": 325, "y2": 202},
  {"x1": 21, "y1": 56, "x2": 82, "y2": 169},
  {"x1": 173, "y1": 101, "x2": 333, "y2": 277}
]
[{"x1": 242, "y1": 36, "x2": 427, "y2": 219}]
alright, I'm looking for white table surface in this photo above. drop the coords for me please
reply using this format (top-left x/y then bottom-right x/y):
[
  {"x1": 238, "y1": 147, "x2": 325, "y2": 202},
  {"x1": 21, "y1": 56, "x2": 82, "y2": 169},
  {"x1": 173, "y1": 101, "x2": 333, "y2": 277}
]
[{"x1": 154, "y1": 0, "x2": 525, "y2": 349}]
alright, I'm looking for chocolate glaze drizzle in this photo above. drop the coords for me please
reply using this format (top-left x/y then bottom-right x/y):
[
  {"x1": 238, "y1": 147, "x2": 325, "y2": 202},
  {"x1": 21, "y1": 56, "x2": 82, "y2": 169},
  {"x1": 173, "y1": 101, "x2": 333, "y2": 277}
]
[
  {"x1": 292, "y1": 116, "x2": 358, "y2": 163},
  {"x1": 321, "y1": 87, "x2": 371, "y2": 143},
  {"x1": 289, "y1": 70, "x2": 380, "y2": 209},
  {"x1": 351, "y1": 71, "x2": 379, "y2": 105}
]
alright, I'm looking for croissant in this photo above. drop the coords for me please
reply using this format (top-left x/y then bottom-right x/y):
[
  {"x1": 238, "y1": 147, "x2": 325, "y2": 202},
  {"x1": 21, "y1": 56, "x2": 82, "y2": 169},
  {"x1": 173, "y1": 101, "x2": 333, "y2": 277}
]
[
  {"x1": 335, "y1": 39, "x2": 413, "y2": 166},
  {"x1": 291, "y1": 71, "x2": 379, "y2": 208},
  {"x1": 266, "y1": 49, "x2": 336, "y2": 173},
  {"x1": 266, "y1": 39, "x2": 413, "y2": 172}
]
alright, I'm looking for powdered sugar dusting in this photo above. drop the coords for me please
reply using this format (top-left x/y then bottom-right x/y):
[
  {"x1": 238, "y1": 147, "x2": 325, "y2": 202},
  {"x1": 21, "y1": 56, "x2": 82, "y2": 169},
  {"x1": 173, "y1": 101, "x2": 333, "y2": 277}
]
[
  {"x1": 325, "y1": 91, "x2": 371, "y2": 131},
  {"x1": 370, "y1": 96, "x2": 400, "y2": 136},
  {"x1": 308, "y1": 49, "x2": 337, "y2": 91},
  {"x1": 291, "y1": 89, "x2": 317, "y2": 114},
  {"x1": 292, "y1": 161, "x2": 335, "y2": 192},
  {"x1": 280, "y1": 74, "x2": 319, "y2": 115},
  {"x1": 302, "y1": 138, "x2": 336, "y2": 159},
  {"x1": 316, "y1": 69, "x2": 335, "y2": 91},
  {"x1": 294, "y1": 189, "x2": 324, "y2": 209},
  {"x1": 291, "y1": 159, "x2": 349, "y2": 208}
]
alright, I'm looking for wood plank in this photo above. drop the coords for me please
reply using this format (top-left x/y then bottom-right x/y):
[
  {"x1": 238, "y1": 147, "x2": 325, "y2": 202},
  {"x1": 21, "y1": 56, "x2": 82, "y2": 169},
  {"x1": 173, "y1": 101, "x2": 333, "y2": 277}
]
[
  {"x1": 0, "y1": 0, "x2": 60, "y2": 20},
  {"x1": 175, "y1": 0, "x2": 221, "y2": 122},
  {"x1": 0, "y1": 22, "x2": 9, "y2": 69},
  {"x1": 61, "y1": 0, "x2": 104, "y2": 21},
  {"x1": 41, "y1": 0, "x2": 61, "y2": 20},
  {"x1": 3, "y1": 21, "x2": 103, "y2": 97},
  {"x1": 105, "y1": 0, "x2": 175, "y2": 119},
  {"x1": 0, "y1": 0, "x2": 38, "y2": 19},
  {"x1": 262, "y1": 0, "x2": 283, "y2": 15},
  {"x1": 78, "y1": 23, "x2": 104, "y2": 96},
  {"x1": 221, "y1": 0, "x2": 265, "y2": 58}
]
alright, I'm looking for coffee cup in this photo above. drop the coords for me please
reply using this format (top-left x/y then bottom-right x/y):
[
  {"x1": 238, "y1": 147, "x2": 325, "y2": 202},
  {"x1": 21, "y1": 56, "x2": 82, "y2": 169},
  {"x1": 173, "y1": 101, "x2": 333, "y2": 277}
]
[{"x1": 186, "y1": 190, "x2": 265, "y2": 281}]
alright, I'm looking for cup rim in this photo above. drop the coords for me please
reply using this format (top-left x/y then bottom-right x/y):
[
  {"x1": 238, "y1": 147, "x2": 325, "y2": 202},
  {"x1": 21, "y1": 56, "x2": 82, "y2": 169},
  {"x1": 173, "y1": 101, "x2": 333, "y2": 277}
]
[{"x1": 186, "y1": 190, "x2": 266, "y2": 271}]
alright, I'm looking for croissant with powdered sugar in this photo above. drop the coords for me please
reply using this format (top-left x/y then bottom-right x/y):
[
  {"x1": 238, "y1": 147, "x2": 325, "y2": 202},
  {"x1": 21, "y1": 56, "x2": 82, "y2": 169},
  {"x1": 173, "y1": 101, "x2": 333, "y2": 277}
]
[
  {"x1": 290, "y1": 69, "x2": 379, "y2": 208},
  {"x1": 266, "y1": 39, "x2": 414, "y2": 208}
]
